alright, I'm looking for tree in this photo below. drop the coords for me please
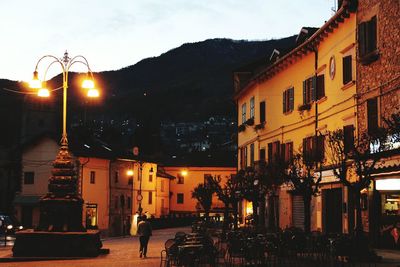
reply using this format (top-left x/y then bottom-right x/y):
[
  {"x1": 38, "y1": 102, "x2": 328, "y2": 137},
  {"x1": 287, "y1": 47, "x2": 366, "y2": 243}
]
[
  {"x1": 286, "y1": 152, "x2": 322, "y2": 233},
  {"x1": 208, "y1": 175, "x2": 242, "y2": 231},
  {"x1": 326, "y1": 128, "x2": 387, "y2": 236},
  {"x1": 192, "y1": 182, "x2": 214, "y2": 222}
]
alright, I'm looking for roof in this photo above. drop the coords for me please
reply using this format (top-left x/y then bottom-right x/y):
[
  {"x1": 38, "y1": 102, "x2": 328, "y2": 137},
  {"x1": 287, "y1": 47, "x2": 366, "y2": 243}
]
[
  {"x1": 234, "y1": 0, "x2": 357, "y2": 99},
  {"x1": 156, "y1": 166, "x2": 176, "y2": 179}
]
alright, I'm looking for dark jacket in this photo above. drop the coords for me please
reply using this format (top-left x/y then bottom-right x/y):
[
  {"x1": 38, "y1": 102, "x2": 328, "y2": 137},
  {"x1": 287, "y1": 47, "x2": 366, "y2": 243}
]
[{"x1": 137, "y1": 220, "x2": 152, "y2": 236}]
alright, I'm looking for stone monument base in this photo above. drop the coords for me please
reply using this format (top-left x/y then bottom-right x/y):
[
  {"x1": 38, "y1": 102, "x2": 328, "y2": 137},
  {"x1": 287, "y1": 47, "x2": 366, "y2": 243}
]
[{"x1": 12, "y1": 229, "x2": 106, "y2": 257}]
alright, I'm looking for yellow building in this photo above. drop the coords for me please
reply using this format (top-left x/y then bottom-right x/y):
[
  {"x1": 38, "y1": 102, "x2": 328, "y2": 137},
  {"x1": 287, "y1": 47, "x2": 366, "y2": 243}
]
[
  {"x1": 15, "y1": 135, "x2": 112, "y2": 235},
  {"x1": 165, "y1": 166, "x2": 236, "y2": 216},
  {"x1": 234, "y1": 1, "x2": 357, "y2": 233}
]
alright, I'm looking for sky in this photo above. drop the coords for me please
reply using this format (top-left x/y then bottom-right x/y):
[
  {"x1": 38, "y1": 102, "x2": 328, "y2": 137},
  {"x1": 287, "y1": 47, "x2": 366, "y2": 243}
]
[{"x1": 0, "y1": 0, "x2": 336, "y2": 82}]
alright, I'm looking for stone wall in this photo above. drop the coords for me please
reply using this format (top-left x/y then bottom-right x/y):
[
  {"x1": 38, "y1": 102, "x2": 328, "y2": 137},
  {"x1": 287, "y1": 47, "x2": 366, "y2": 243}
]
[{"x1": 356, "y1": 0, "x2": 400, "y2": 134}]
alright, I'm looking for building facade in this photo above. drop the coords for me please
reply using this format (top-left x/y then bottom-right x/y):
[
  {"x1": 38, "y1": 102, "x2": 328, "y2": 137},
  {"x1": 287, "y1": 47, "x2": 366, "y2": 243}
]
[
  {"x1": 235, "y1": 1, "x2": 358, "y2": 233},
  {"x1": 356, "y1": 0, "x2": 400, "y2": 247},
  {"x1": 165, "y1": 166, "x2": 236, "y2": 216}
]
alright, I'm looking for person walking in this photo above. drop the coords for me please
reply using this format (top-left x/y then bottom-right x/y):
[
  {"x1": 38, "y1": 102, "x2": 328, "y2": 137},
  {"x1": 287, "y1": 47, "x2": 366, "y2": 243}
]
[{"x1": 137, "y1": 215, "x2": 152, "y2": 258}]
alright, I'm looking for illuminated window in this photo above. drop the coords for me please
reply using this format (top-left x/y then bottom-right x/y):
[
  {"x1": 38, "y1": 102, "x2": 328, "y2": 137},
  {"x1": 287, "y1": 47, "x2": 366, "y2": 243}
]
[{"x1": 86, "y1": 203, "x2": 98, "y2": 229}]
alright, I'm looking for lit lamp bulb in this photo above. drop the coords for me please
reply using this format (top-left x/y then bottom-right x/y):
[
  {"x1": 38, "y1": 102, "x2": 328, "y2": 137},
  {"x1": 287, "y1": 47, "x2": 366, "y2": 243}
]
[
  {"x1": 37, "y1": 88, "x2": 50, "y2": 97},
  {"x1": 29, "y1": 71, "x2": 42, "y2": 89},
  {"x1": 87, "y1": 88, "x2": 99, "y2": 98},
  {"x1": 127, "y1": 169, "x2": 134, "y2": 176},
  {"x1": 82, "y1": 79, "x2": 94, "y2": 89},
  {"x1": 181, "y1": 170, "x2": 188, "y2": 176}
]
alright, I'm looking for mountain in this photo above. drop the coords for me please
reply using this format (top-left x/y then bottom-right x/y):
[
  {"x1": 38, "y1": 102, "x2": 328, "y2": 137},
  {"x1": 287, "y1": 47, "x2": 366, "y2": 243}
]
[
  {"x1": 99, "y1": 36, "x2": 297, "y2": 122},
  {"x1": 0, "y1": 36, "x2": 298, "y2": 156}
]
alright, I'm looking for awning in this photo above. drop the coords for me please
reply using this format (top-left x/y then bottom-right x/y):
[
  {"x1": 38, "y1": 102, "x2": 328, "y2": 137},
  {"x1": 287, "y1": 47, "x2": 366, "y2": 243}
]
[{"x1": 13, "y1": 195, "x2": 41, "y2": 205}]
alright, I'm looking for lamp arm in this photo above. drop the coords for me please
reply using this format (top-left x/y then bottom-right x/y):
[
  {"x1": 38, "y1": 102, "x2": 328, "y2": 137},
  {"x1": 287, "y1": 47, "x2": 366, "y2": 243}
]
[
  {"x1": 34, "y1": 55, "x2": 65, "y2": 73},
  {"x1": 43, "y1": 60, "x2": 62, "y2": 82}
]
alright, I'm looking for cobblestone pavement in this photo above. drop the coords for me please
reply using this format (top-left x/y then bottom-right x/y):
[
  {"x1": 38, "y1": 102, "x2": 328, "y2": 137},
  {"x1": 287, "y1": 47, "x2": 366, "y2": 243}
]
[{"x1": 0, "y1": 226, "x2": 191, "y2": 267}]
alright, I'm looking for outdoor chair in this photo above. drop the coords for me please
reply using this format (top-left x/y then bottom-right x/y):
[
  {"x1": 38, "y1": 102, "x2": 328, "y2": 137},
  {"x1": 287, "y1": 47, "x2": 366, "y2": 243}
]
[{"x1": 161, "y1": 238, "x2": 179, "y2": 267}]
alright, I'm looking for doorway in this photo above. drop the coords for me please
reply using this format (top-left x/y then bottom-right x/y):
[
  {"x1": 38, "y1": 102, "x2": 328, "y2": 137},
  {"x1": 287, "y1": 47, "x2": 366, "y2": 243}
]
[{"x1": 323, "y1": 188, "x2": 343, "y2": 233}]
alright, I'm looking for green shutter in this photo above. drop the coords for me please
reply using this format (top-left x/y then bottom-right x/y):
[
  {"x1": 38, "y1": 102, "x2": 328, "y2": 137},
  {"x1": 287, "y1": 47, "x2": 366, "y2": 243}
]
[
  {"x1": 311, "y1": 77, "x2": 316, "y2": 101},
  {"x1": 303, "y1": 80, "x2": 307, "y2": 104},
  {"x1": 283, "y1": 91, "x2": 287, "y2": 113},
  {"x1": 289, "y1": 87, "x2": 294, "y2": 111}
]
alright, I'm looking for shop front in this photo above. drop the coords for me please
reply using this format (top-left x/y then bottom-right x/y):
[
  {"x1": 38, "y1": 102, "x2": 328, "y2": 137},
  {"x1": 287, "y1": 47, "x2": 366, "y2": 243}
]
[{"x1": 373, "y1": 177, "x2": 400, "y2": 248}]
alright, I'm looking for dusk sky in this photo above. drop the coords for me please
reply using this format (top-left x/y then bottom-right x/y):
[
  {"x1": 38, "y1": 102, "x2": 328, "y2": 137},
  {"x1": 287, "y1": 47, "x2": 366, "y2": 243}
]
[{"x1": 0, "y1": 0, "x2": 335, "y2": 82}]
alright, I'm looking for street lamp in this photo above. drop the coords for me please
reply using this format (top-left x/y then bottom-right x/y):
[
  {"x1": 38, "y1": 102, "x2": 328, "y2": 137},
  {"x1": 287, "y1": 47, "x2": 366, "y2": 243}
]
[
  {"x1": 29, "y1": 51, "x2": 99, "y2": 232},
  {"x1": 12, "y1": 51, "x2": 105, "y2": 257}
]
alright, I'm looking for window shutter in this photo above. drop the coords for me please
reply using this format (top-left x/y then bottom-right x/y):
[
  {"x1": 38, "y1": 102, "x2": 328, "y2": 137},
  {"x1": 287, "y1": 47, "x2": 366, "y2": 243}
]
[
  {"x1": 302, "y1": 138, "x2": 307, "y2": 160},
  {"x1": 289, "y1": 87, "x2": 294, "y2": 111},
  {"x1": 268, "y1": 143, "x2": 273, "y2": 163},
  {"x1": 311, "y1": 76, "x2": 317, "y2": 101},
  {"x1": 288, "y1": 142, "x2": 293, "y2": 163},
  {"x1": 344, "y1": 125, "x2": 355, "y2": 154},
  {"x1": 367, "y1": 97, "x2": 378, "y2": 135},
  {"x1": 283, "y1": 91, "x2": 287, "y2": 113},
  {"x1": 260, "y1": 101, "x2": 266, "y2": 123},
  {"x1": 358, "y1": 22, "x2": 366, "y2": 57},
  {"x1": 317, "y1": 135, "x2": 325, "y2": 161},
  {"x1": 281, "y1": 143, "x2": 286, "y2": 162},
  {"x1": 303, "y1": 80, "x2": 307, "y2": 104},
  {"x1": 260, "y1": 148, "x2": 266, "y2": 161},
  {"x1": 274, "y1": 141, "x2": 281, "y2": 162},
  {"x1": 343, "y1": 55, "x2": 352, "y2": 85},
  {"x1": 317, "y1": 75, "x2": 325, "y2": 100},
  {"x1": 369, "y1": 16, "x2": 377, "y2": 52}
]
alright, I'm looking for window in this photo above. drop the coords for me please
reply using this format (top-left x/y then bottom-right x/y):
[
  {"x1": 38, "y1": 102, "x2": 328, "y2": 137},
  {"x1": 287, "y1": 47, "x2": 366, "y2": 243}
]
[
  {"x1": 24, "y1": 172, "x2": 34, "y2": 184},
  {"x1": 303, "y1": 135, "x2": 325, "y2": 163},
  {"x1": 267, "y1": 141, "x2": 280, "y2": 163},
  {"x1": 127, "y1": 197, "x2": 131, "y2": 209},
  {"x1": 367, "y1": 97, "x2": 379, "y2": 135},
  {"x1": 114, "y1": 171, "x2": 119, "y2": 183},
  {"x1": 342, "y1": 55, "x2": 353, "y2": 85},
  {"x1": 177, "y1": 193, "x2": 184, "y2": 204},
  {"x1": 149, "y1": 174, "x2": 153, "y2": 182},
  {"x1": 303, "y1": 77, "x2": 315, "y2": 104},
  {"x1": 240, "y1": 146, "x2": 247, "y2": 169},
  {"x1": 148, "y1": 191, "x2": 153, "y2": 205},
  {"x1": 259, "y1": 148, "x2": 266, "y2": 161},
  {"x1": 280, "y1": 142, "x2": 293, "y2": 163},
  {"x1": 120, "y1": 195, "x2": 125, "y2": 208},
  {"x1": 283, "y1": 87, "x2": 294, "y2": 113},
  {"x1": 260, "y1": 101, "x2": 266, "y2": 123},
  {"x1": 161, "y1": 180, "x2": 165, "y2": 192},
  {"x1": 128, "y1": 178, "x2": 133, "y2": 185},
  {"x1": 177, "y1": 173, "x2": 184, "y2": 184},
  {"x1": 303, "y1": 75, "x2": 324, "y2": 104},
  {"x1": 90, "y1": 171, "x2": 95, "y2": 184},
  {"x1": 250, "y1": 143, "x2": 255, "y2": 167},
  {"x1": 241, "y1": 103, "x2": 246, "y2": 124},
  {"x1": 316, "y1": 75, "x2": 325, "y2": 100},
  {"x1": 344, "y1": 125, "x2": 355, "y2": 154},
  {"x1": 358, "y1": 16, "x2": 377, "y2": 62},
  {"x1": 250, "y1": 97, "x2": 255, "y2": 119}
]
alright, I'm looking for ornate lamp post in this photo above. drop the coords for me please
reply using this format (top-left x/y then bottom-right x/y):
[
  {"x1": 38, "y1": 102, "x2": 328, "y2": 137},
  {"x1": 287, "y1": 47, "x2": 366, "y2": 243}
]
[
  {"x1": 29, "y1": 51, "x2": 99, "y2": 232},
  {"x1": 13, "y1": 52, "x2": 104, "y2": 257}
]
